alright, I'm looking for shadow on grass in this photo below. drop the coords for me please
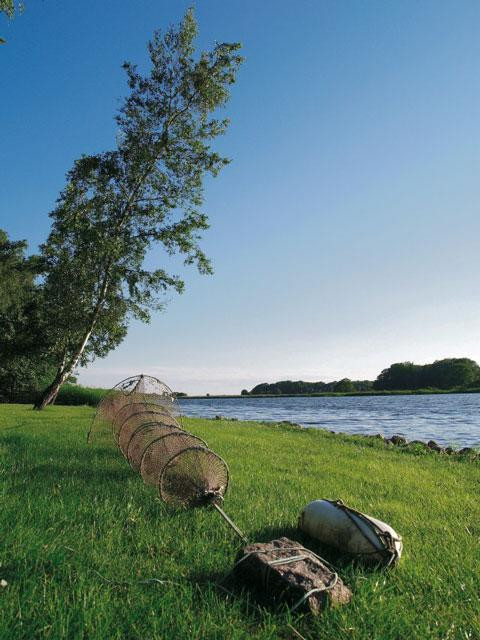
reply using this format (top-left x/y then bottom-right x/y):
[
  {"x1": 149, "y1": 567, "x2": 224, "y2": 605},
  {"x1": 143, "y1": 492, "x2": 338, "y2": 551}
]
[
  {"x1": 0, "y1": 431, "x2": 134, "y2": 496},
  {"x1": 21, "y1": 462, "x2": 132, "y2": 482},
  {"x1": 0, "y1": 431, "x2": 118, "y2": 458},
  {"x1": 205, "y1": 522, "x2": 391, "y2": 575},
  {"x1": 187, "y1": 564, "x2": 289, "y2": 626},
  {"x1": 193, "y1": 524, "x2": 383, "y2": 626}
]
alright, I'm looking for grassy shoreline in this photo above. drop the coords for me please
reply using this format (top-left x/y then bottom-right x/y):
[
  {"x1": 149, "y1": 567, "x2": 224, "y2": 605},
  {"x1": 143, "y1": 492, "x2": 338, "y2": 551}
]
[
  {"x1": 185, "y1": 387, "x2": 480, "y2": 399},
  {"x1": 3, "y1": 385, "x2": 480, "y2": 409},
  {"x1": 1, "y1": 404, "x2": 479, "y2": 639}
]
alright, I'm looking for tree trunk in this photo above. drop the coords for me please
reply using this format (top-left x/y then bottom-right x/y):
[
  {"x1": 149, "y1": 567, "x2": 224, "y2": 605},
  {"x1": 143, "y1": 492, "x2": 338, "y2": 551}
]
[
  {"x1": 34, "y1": 332, "x2": 91, "y2": 410},
  {"x1": 33, "y1": 271, "x2": 110, "y2": 410},
  {"x1": 34, "y1": 338, "x2": 87, "y2": 410},
  {"x1": 33, "y1": 364, "x2": 69, "y2": 410}
]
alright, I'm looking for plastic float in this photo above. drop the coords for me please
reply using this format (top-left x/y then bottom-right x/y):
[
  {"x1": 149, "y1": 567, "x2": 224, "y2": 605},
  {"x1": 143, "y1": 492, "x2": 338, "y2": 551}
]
[{"x1": 298, "y1": 499, "x2": 403, "y2": 567}]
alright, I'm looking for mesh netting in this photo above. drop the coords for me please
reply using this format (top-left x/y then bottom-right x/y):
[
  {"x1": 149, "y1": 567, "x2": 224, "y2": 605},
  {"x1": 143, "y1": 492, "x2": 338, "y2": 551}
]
[
  {"x1": 112, "y1": 402, "x2": 180, "y2": 435},
  {"x1": 87, "y1": 374, "x2": 238, "y2": 542},
  {"x1": 87, "y1": 390, "x2": 128, "y2": 444},
  {"x1": 115, "y1": 408, "x2": 180, "y2": 448},
  {"x1": 127, "y1": 423, "x2": 184, "y2": 472},
  {"x1": 115, "y1": 391, "x2": 180, "y2": 420},
  {"x1": 88, "y1": 375, "x2": 180, "y2": 444},
  {"x1": 160, "y1": 446, "x2": 229, "y2": 508},
  {"x1": 118, "y1": 416, "x2": 179, "y2": 458},
  {"x1": 140, "y1": 432, "x2": 207, "y2": 488}
]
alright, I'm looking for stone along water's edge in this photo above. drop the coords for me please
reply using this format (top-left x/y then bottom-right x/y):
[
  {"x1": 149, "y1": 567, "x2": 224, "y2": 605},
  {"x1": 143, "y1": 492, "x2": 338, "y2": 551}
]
[{"x1": 186, "y1": 415, "x2": 480, "y2": 461}]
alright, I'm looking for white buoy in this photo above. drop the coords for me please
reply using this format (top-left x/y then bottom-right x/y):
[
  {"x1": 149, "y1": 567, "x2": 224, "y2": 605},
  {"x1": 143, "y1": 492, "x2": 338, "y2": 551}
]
[{"x1": 298, "y1": 499, "x2": 403, "y2": 567}]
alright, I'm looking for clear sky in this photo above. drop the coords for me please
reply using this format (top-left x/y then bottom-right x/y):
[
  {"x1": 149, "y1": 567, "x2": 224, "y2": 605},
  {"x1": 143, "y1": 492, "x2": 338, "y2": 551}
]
[{"x1": 1, "y1": 1, "x2": 479, "y2": 394}]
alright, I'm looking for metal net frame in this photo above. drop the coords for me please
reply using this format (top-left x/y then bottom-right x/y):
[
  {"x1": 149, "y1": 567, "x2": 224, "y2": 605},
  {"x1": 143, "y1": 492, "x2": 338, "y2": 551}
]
[
  {"x1": 117, "y1": 411, "x2": 181, "y2": 454},
  {"x1": 113, "y1": 403, "x2": 180, "y2": 442},
  {"x1": 87, "y1": 374, "x2": 247, "y2": 542},
  {"x1": 87, "y1": 375, "x2": 181, "y2": 444},
  {"x1": 160, "y1": 446, "x2": 229, "y2": 508},
  {"x1": 140, "y1": 431, "x2": 208, "y2": 488},
  {"x1": 127, "y1": 423, "x2": 184, "y2": 472}
]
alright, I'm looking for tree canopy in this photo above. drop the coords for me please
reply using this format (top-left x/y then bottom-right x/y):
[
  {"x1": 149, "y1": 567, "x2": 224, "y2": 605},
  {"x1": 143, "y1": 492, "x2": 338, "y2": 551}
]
[
  {"x1": 0, "y1": 230, "x2": 56, "y2": 398},
  {"x1": 373, "y1": 358, "x2": 480, "y2": 391},
  {"x1": 33, "y1": 9, "x2": 242, "y2": 408},
  {"x1": 0, "y1": 1, "x2": 14, "y2": 17}
]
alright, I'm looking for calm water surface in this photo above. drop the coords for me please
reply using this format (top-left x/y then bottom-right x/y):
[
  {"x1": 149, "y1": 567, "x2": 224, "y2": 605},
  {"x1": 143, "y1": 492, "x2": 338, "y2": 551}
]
[{"x1": 179, "y1": 394, "x2": 480, "y2": 447}]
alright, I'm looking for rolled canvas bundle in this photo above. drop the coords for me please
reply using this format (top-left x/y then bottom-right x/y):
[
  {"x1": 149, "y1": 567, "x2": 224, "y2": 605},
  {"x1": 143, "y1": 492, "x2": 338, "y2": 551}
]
[{"x1": 298, "y1": 499, "x2": 403, "y2": 567}]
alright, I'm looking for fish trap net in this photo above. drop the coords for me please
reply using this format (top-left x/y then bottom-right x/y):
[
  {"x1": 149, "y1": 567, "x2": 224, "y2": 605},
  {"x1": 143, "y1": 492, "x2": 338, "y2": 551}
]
[
  {"x1": 87, "y1": 375, "x2": 181, "y2": 445},
  {"x1": 140, "y1": 431, "x2": 207, "y2": 487},
  {"x1": 117, "y1": 411, "x2": 181, "y2": 456},
  {"x1": 113, "y1": 403, "x2": 179, "y2": 442},
  {"x1": 160, "y1": 446, "x2": 229, "y2": 508},
  {"x1": 88, "y1": 374, "x2": 247, "y2": 542},
  {"x1": 127, "y1": 423, "x2": 183, "y2": 472}
]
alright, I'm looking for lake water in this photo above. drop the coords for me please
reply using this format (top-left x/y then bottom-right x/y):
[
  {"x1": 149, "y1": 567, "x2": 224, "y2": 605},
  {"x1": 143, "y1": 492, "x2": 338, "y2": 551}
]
[{"x1": 179, "y1": 393, "x2": 480, "y2": 448}]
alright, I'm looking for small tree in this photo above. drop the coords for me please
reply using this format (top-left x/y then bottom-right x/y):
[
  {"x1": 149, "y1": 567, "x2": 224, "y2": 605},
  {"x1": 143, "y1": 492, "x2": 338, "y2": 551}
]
[
  {"x1": 333, "y1": 378, "x2": 355, "y2": 393},
  {"x1": 34, "y1": 10, "x2": 242, "y2": 409}
]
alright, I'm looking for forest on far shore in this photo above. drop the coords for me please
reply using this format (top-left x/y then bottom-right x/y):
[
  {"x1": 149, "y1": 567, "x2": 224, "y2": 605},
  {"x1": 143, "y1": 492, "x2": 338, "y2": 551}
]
[{"x1": 244, "y1": 358, "x2": 480, "y2": 395}]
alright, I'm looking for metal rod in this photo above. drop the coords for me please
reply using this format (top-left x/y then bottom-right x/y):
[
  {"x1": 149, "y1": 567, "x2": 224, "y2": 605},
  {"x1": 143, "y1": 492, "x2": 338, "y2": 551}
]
[{"x1": 212, "y1": 502, "x2": 249, "y2": 544}]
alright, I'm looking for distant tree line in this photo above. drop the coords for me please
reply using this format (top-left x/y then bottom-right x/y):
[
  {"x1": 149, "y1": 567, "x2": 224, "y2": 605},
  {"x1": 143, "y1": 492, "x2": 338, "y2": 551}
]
[
  {"x1": 247, "y1": 378, "x2": 373, "y2": 395},
  {"x1": 245, "y1": 358, "x2": 480, "y2": 395},
  {"x1": 373, "y1": 358, "x2": 480, "y2": 391}
]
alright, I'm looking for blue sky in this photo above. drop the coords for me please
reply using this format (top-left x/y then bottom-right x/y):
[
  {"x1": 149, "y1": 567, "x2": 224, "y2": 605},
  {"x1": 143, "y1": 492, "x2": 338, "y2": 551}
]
[{"x1": 1, "y1": 1, "x2": 479, "y2": 393}]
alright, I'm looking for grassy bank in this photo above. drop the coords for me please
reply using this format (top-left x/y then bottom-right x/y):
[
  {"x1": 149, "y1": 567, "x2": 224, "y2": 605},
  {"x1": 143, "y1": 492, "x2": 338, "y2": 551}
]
[
  {"x1": 0, "y1": 405, "x2": 479, "y2": 639},
  {"x1": 56, "y1": 383, "x2": 107, "y2": 406},
  {"x1": 0, "y1": 385, "x2": 108, "y2": 407},
  {"x1": 187, "y1": 387, "x2": 480, "y2": 399}
]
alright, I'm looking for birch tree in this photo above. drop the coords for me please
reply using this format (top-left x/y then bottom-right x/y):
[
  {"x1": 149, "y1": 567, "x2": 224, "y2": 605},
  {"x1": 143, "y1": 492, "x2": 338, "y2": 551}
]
[{"x1": 34, "y1": 9, "x2": 242, "y2": 409}]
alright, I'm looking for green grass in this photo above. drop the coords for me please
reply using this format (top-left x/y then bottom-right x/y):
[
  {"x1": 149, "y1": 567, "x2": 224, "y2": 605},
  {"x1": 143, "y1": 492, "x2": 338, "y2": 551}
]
[
  {"x1": 0, "y1": 385, "x2": 108, "y2": 407},
  {"x1": 55, "y1": 384, "x2": 107, "y2": 407},
  {"x1": 0, "y1": 405, "x2": 479, "y2": 640}
]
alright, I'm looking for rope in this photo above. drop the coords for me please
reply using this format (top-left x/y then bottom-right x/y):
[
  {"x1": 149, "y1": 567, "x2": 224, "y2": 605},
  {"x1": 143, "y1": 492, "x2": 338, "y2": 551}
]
[
  {"x1": 287, "y1": 623, "x2": 308, "y2": 640},
  {"x1": 66, "y1": 540, "x2": 337, "y2": 631},
  {"x1": 329, "y1": 499, "x2": 402, "y2": 567},
  {"x1": 290, "y1": 572, "x2": 338, "y2": 612},
  {"x1": 225, "y1": 545, "x2": 338, "y2": 576},
  {"x1": 91, "y1": 569, "x2": 182, "y2": 588},
  {"x1": 219, "y1": 544, "x2": 339, "y2": 613}
]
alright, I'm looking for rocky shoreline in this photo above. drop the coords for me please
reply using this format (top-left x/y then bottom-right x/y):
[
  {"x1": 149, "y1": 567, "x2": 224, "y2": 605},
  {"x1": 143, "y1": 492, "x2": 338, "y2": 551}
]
[
  {"x1": 211, "y1": 415, "x2": 479, "y2": 459},
  {"x1": 361, "y1": 432, "x2": 477, "y2": 458}
]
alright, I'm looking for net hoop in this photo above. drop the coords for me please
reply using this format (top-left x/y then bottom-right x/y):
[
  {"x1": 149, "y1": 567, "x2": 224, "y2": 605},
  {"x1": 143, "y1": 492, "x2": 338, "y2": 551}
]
[
  {"x1": 113, "y1": 407, "x2": 180, "y2": 443},
  {"x1": 140, "y1": 432, "x2": 208, "y2": 487},
  {"x1": 126, "y1": 422, "x2": 186, "y2": 471},
  {"x1": 159, "y1": 445, "x2": 229, "y2": 508}
]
